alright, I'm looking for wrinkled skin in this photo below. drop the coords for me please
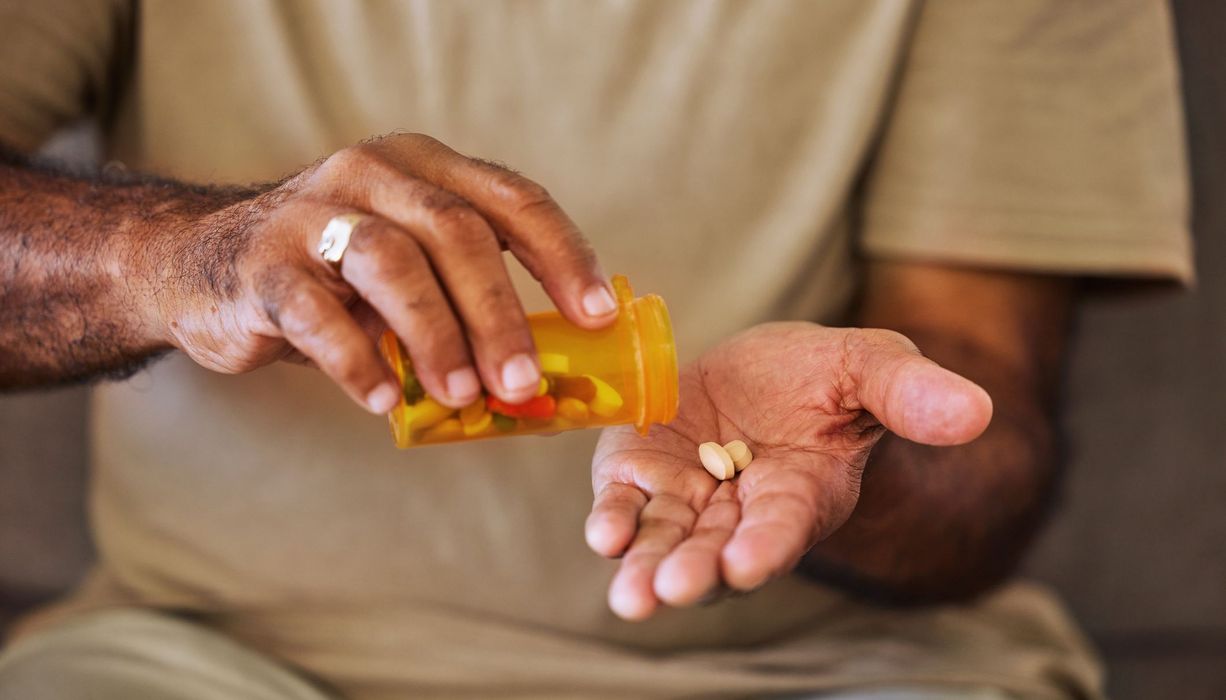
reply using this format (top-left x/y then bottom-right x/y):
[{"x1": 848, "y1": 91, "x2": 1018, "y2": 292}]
[
  {"x1": 589, "y1": 322, "x2": 993, "y2": 620},
  {"x1": 160, "y1": 134, "x2": 618, "y2": 413}
]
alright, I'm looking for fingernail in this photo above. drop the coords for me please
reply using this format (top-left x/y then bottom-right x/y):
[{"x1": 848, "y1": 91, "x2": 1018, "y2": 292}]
[
  {"x1": 445, "y1": 367, "x2": 480, "y2": 402},
  {"x1": 366, "y1": 382, "x2": 401, "y2": 414},
  {"x1": 500, "y1": 353, "x2": 540, "y2": 394},
  {"x1": 582, "y1": 284, "x2": 617, "y2": 317}
]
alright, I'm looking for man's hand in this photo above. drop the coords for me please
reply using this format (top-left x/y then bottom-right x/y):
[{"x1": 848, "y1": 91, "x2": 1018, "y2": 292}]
[
  {"x1": 586, "y1": 322, "x2": 992, "y2": 620},
  {"x1": 805, "y1": 262, "x2": 1072, "y2": 603},
  {"x1": 142, "y1": 133, "x2": 616, "y2": 411},
  {"x1": 0, "y1": 134, "x2": 618, "y2": 407}
]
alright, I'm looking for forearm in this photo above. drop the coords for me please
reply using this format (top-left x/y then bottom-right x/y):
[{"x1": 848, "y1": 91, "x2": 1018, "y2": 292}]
[
  {"x1": 0, "y1": 146, "x2": 255, "y2": 388},
  {"x1": 801, "y1": 262, "x2": 1072, "y2": 604},
  {"x1": 803, "y1": 332, "x2": 1061, "y2": 603}
]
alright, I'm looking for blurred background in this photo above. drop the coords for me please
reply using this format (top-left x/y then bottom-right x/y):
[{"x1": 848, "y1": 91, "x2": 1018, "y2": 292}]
[{"x1": 1, "y1": 2, "x2": 1222, "y2": 698}]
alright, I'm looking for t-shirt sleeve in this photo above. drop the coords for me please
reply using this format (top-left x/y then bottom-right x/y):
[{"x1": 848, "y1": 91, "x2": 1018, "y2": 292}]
[
  {"x1": 0, "y1": 0, "x2": 131, "y2": 152},
  {"x1": 861, "y1": 0, "x2": 1192, "y2": 283}
]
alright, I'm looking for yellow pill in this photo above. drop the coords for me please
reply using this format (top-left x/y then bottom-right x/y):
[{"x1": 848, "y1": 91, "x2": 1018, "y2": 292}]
[
  {"x1": 557, "y1": 396, "x2": 589, "y2": 422},
  {"x1": 462, "y1": 411, "x2": 493, "y2": 436},
  {"x1": 422, "y1": 417, "x2": 463, "y2": 441},
  {"x1": 698, "y1": 442, "x2": 735, "y2": 481},
  {"x1": 405, "y1": 397, "x2": 454, "y2": 431},
  {"x1": 459, "y1": 399, "x2": 486, "y2": 426},
  {"x1": 587, "y1": 376, "x2": 624, "y2": 418},
  {"x1": 535, "y1": 376, "x2": 551, "y2": 397},
  {"x1": 723, "y1": 440, "x2": 753, "y2": 472},
  {"x1": 538, "y1": 353, "x2": 570, "y2": 375}
]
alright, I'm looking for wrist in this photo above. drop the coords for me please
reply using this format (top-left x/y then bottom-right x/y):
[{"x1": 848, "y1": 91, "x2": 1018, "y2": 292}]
[
  {"x1": 112, "y1": 180, "x2": 266, "y2": 353},
  {"x1": 110, "y1": 189, "x2": 230, "y2": 354},
  {"x1": 108, "y1": 215, "x2": 173, "y2": 352}
]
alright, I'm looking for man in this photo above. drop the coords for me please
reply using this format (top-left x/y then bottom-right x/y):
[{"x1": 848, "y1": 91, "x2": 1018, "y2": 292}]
[{"x1": 0, "y1": 1, "x2": 1189, "y2": 699}]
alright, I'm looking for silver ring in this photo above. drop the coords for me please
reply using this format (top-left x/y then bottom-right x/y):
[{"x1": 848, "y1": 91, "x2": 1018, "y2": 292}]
[{"x1": 317, "y1": 213, "x2": 365, "y2": 269}]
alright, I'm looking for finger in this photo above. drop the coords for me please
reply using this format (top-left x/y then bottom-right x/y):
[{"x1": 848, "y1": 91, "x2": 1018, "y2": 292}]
[
  {"x1": 654, "y1": 482, "x2": 740, "y2": 607},
  {"x1": 395, "y1": 186, "x2": 540, "y2": 404},
  {"x1": 720, "y1": 463, "x2": 825, "y2": 591},
  {"x1": 382, "y1": 135, "x2": 617, "y2": 329},
  {"x1": 259, "y1": 268, "x2": 400, "y2": 414},
  {"x1": 348, "y1": 300, "x2": 389, "y2": 344},
  {"x1": 842, "y1": 329, "x2": 993, "y2": 446},
  {"x1": 608, "y1": 494, "x2": 697, "y2": 621},
  {"x1": 338, "y1": 213, "x2": 481, "y2": 408},
  {"x1": 313, "y1": 159, "x2": 542, "y2": 404},
  {"x1": 586, "y1": 482, "x2": 648, "y2": 558}
]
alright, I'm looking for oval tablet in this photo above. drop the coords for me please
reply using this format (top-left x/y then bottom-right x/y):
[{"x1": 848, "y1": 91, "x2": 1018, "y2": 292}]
[
  {"x1": 698, "y1": 442, "x2": 734, "y2": 481},
  {"x1": 723, "y1": 440, "x2": 753, "y2": 471}
]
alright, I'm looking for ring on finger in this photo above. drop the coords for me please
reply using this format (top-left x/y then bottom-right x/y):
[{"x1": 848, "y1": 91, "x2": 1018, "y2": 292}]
[{"x1": 317, "y1": 213, "x2": 365, "y2": 270}]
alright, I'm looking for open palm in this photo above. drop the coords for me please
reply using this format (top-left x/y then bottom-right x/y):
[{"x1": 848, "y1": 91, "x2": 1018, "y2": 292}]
[{"x1": 587, "y1": 322, "x2": 993, "y2": 620}]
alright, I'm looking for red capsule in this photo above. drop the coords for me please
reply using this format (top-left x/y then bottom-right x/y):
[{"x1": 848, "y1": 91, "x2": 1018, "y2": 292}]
[{"x1": 486, "y1": 394, "x2": 557, "y2": 420}]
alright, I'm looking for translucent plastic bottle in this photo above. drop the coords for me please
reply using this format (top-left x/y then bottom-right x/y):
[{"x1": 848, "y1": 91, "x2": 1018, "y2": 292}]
[{"x1": 379, "y1": 275, "x2": 678, "y2": 448}]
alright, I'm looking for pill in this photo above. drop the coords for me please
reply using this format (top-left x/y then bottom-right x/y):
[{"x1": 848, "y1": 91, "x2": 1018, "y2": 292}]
[
  {"x1": 698, "y1": 442, "x2": 735, "y2": 481},
  {"x1": 554, "y1": 375, "x2": 596, "y2": 402},
  {"x1": 459, "y1": 399, "x2": 486, "y2": 425},
  {"x1": 461, "y1": 411, "x2": 493, "y2": 437},
  {"x1": 538, "y1": 353, "x2": 570, "y2": 375},
  {"x1": 535, "y1": 376, "x2": 551, "y2": 397},
  {"x1": 491, "y1": 413, "x2": 518, "y2": 432},
  {"x1": 556, "y1": 396, "x2": 590, "y2": 422},
  {"x1": 587, "y1": 376, "x2": 625, "y2": 418},
  {"x1": 487, "y1": 394, "x2": 557, "y2": 420},
  {"x1": 422, "y1": 417, "x2": 463, "y2": 441},
  {"x1": 723, "y1": 440, "x2": 753, "y2": 472},
  {"x1": 404, "y1": 397, "x2": 455, "y2": 431}
]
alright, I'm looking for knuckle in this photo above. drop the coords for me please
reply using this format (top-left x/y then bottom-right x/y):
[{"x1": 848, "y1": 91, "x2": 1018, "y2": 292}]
[
  {"x1": 471, "y1": 281, "x2": 515, "y2": 317},
  {"x1": 466, "y1": 284, "x2": 529, "y2": 341},
  {"x1": 567, "y1": 236, "x2": 598, "y2": 269},
  {"x1": 367, "y1": 131, "x2": 437, "y2": 156},
  {"x1": 318, "y1": 145, "x2": 409, "y2": 192},
  {"x1": 371, "y1": 252, "x2": 423, "y2": 289},
  {"x1": 351, "y1": 234, "x2": 427, "y2": 287},
  {"x1": 520, "y1": 224, "x2": 596, "y2": 275},
  {"x1": 401, "y1": 131, "x2": 437, "y2": 148},
  {"x1": 417, "y1": 191, "x2": 471, "y2": 221},
  {"x1": 856, "y1": 328, "x2": 919, "y2": 354},
  {"x1": 416, "y1": 194, "x2": 489, "y2": 241},
  {"x1": 345, "y1": 219, "x2": 392, "y2": 257},
  {"x1": 325, "y1": 145, "x2": 378, "y2": 175},
  {"x1": 400, "y1": 291, "x2": 447, "y2": 320},
  {"x1": 488, "y1": 170, "x2": 552, "y2": 213},
  {"x1": 418, "y1": 329, "x2": 469, "y2": 367},
  {"x1": 278, "y1": 288, "x2": 329, "y2": 334},
  {"x1": 253, "y1": 267, "x2": 294, "y2": 321}
]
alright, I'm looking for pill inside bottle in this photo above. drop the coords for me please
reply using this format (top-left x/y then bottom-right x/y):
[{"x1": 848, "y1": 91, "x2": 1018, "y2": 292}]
[{"x1": 381, "y1": 275, "x2": 678, "y2": 448}]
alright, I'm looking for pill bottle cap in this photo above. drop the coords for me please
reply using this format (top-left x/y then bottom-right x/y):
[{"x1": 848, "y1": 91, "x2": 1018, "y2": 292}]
[{"x1": 613, "y1": 275, "x2": 679, "y2": 434}]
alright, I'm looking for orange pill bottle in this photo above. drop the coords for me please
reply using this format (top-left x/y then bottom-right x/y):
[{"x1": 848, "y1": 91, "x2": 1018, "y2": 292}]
[{"x1": 379, "y1": 275, "x2": 678, "y2": 448}]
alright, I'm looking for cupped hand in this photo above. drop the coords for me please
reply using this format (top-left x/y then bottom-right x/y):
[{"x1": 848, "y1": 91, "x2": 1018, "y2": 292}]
[
  {"x1": 145, "y1": 133, "x2": 616, "y2": 413},
  {"x1": 586, "y1": 322, "x2": 993, "y2": 620}
]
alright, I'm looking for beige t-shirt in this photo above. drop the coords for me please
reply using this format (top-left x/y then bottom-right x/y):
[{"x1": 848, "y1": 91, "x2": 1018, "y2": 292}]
[{"x1": 0, "y1": 1, "x2": 1191, "y2": 698}]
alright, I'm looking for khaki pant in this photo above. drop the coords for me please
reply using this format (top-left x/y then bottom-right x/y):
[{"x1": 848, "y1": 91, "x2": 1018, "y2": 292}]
[{"x1": 0, "y1": 609, "x2": 1019, "y2": 700}]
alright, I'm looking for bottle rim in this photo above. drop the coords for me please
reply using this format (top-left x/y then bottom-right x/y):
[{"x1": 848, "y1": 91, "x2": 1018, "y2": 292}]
[{"x1": 612, "y1": 275, "x2": 679, "y2": 434}]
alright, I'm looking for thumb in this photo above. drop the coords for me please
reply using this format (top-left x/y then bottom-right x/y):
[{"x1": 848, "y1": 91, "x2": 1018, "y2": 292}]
[{"x1": 843, "y1": 329, "x2": 993, "y2": 446}]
